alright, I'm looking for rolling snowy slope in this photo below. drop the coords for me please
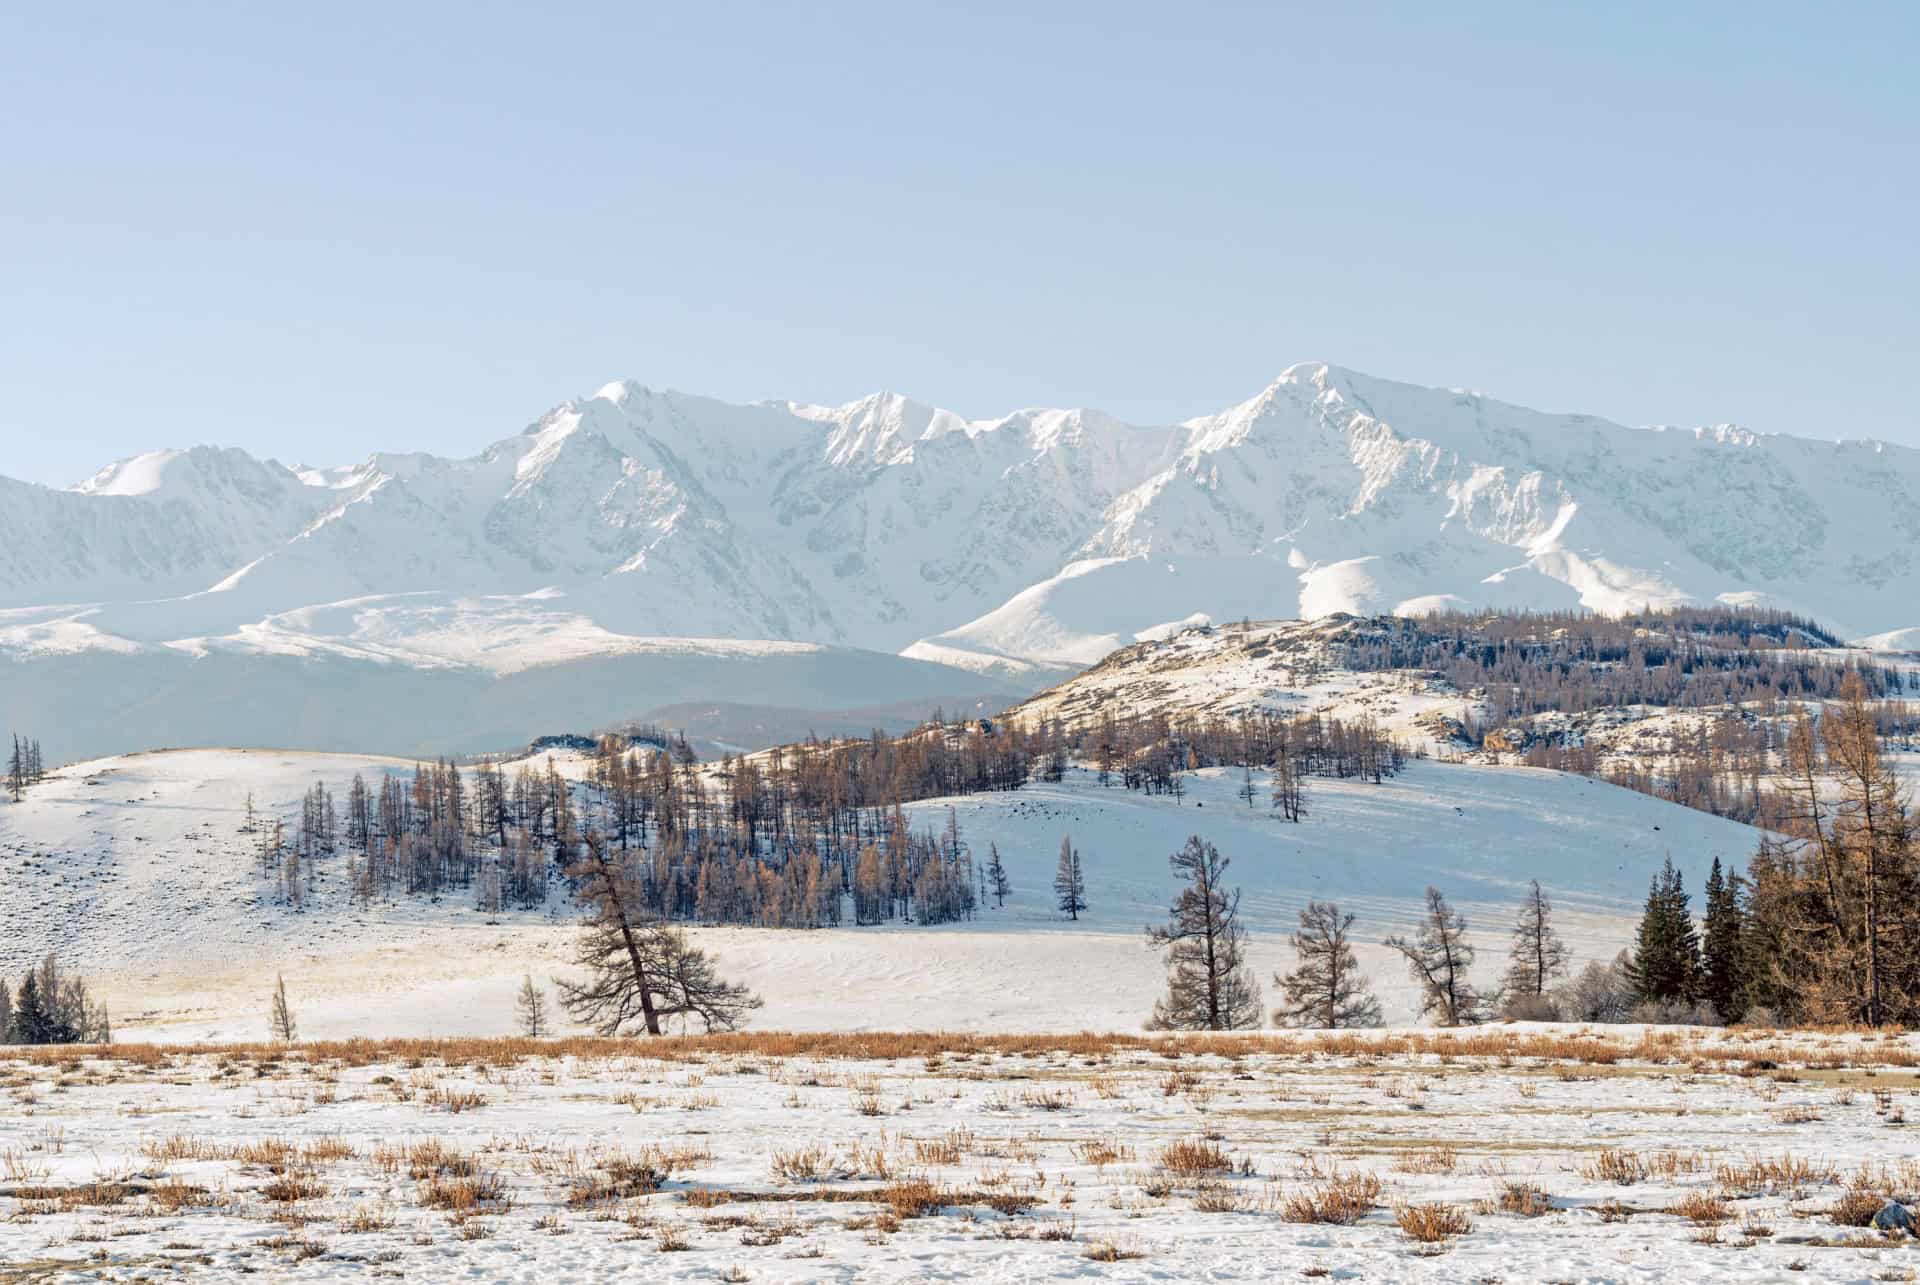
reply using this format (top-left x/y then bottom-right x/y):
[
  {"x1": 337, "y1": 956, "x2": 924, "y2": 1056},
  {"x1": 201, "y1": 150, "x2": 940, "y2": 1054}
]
[{"x1": 0, "y1": 747, "x2": 1760, "y2": 1039}]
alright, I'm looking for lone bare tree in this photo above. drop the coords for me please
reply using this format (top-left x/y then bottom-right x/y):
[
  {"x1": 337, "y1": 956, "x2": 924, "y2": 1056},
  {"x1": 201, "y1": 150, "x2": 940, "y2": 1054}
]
[
  {"x1": 515, "y1": 973, "x2": 550, "y2": 1038},
  {"x1": 1386, "y1": 887, "x2": 1484, "y2": 1026},
  {"x1": 1053, "y1": 835, "x2": 1087, "y2": 920},
  {"x1": 1145, "y1": 835, "x2": 1263, "y2": 1030},
  {"x1": 986, "y1": 842, "x2": 1011, "y2": 908},
  {"x1": 557, "y1": 832, "x2": 761, "y2": 1036},
  {"x1": 268, "y1": 974, "x2": 298, "y2": 1043},
  {"x1": 1270, "y1": 753, "x2": 1305, "y2": 823},
  {"x1": 1273, "y1": 900, "x2": 1382, "y2": 1028},
  {"x1": 1501, "y1": 880, "x2": 1570, "y2": 1011}
]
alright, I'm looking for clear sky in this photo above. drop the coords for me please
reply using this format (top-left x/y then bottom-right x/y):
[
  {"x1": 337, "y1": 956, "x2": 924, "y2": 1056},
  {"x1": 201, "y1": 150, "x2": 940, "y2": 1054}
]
[{"x1": 3, "y1": 2, "x2": 1914, "y2": 484}]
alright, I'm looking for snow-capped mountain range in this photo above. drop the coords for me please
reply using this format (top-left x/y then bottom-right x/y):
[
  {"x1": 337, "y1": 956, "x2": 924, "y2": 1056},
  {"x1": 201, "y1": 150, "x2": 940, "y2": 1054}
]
[{"x1": 4, "y1": 361, "x2": 1918, "y2": 760}]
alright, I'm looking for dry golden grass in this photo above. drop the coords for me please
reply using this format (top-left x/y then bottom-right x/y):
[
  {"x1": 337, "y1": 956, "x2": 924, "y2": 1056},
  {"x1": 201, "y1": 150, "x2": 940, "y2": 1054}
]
[
  {"x1": 879, "y1": 1177, "x2": 944, "y2": 1218},
  {"x1": 566, "y1": 1151, "x2": 673, "y2": 1206},
  {"x1": 402, "y1": 1139, "x2": 477, "y2": 1181},
  {"x1": 339, "y1": 1202, "x2": 395, "y2": 1233},
  {"x1": 1495, "y1": 1182, "x2": 1551, "y2": 1217},
  {"x1": 1156, "y1": 1137, "x2": 1232, "y2": 1177},
  {"x1": 1714, "y1": 1153, "x2": 1838, "y2": 1196},
  {"x1": 1280, "y1": 1172, "x2": 1382, "y2": 1225},
  {"x1": 420, "y1": 1171, "x2": 510, "y2": 1215},
  {"x1": 1669, "y1": 1192, "x2": 1731, "y2": 1226},
  {"x1": 148, "y1": 1177, "x2": 215, "y2": 1212},
  {"x1": 1395, "y1": 1201, "x2": 1471, "y2": 1242},
  {"x1": 1083, "y1": 1237, "x2": 1145, "y2": 1261},
  {"x1": 911, "y1": 1129, "x2": 973, "y2": 1166},
  {"x1": 1192, "y1": 1180, "x2": 1251, "y2": 1213},
  {"x1": 1582, "y1": 1148, "x2": 1648, "y2": 1185},
  {"x1": 1828, "y1": 1187, "x2": 1885, "y2": 1227},
  {"x1": 1395, "y1": 1145, "x2": 1459, "y2": 1175},
  {"x1": 770, "y1": 1143, "x2": 845, "y2": 1184},
  {"x1": 260, "y1": 1170, "x2": 328, "y2": 1203},
  {"x1": 8, "y1": 1025, "x2": 1912, "y2": 1072},
  {"x1": 229, "y1": 1138, "x2": 299, "y2": 1171},
  {"x1": 423, "y1": 1085, "x2": 489, "y2": 1113},
  {"x1": 141, "y1": 1134, "x2": 221, "y2": 1163},
  {"x1": 1073, "y1": 1140, "x2": 1130, "y2": 1170}
]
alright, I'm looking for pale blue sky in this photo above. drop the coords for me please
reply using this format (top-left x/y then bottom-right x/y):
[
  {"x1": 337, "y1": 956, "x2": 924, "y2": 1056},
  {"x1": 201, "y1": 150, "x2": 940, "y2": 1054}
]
[{"x1": 2, "y1": 2, "x2": 1914, "y2": 484}]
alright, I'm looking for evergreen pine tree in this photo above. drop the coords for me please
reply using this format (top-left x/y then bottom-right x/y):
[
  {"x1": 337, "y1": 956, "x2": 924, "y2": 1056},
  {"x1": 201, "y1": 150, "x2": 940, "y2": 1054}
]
[
  {"x1": 0, "y1": 978, "x2": 10, "y2": 1045},
  {"x1": 1627, "y1": 856, "x2": 1702, "y2": 1005},
  {"x1": 10, "y1": 970, "x2": 50, "y2": 1044},
  {"x1": 1700, "y1": 857, "x2": 1749, "y2": 1022}
]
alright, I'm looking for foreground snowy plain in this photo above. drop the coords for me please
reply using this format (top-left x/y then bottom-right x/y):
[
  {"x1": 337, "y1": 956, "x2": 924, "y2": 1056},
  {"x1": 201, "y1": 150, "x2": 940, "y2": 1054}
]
[{"x1": 2, "y1": 1028, "x2": 1917, "y2": 1282}]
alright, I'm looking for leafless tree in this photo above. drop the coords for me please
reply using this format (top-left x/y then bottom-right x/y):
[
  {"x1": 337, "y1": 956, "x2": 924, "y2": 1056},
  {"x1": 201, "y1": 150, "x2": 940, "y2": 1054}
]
[
  {"x1": 1145, "y1": 836, "x2": 1263, "y2": 1030},
  {"x1": 268, "y1": 974, "x2": 298, "y2": 1043},
  {"x1": 515, "y1": 973, "x2": 550, "y2": 1038},
  {"x1": 1274, "y1": 900, "x2": 1381, "y2": 1028},
  {"x1": 556, "y1": 832, "x2": 761, "y2": 1035},
  {"x1": 1385, "y1": 887, "x2": 1484, "y2": 1026}
]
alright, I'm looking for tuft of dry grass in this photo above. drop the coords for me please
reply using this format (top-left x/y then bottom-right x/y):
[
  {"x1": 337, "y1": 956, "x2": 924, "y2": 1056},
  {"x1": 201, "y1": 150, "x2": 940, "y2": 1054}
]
[
  {"x1": 1157, "y1": 1137, "x2": 1232, "y2": 1177},
  {"x1": 1395, "y1": 1145, "x2": 1458, "y2": 1175},
  {"x1": 1715, "y1": 1153, "x2": 1838, "y2": 1197},
  {"x1": 420, "y1": 1171, "x2": 510, "y2": 1215},
  {"x1": 770, "y1": 1143, "x2": 846, "y2": 1184},
  {"x1": 1669, "y1": 1192, "x2": 1730, "y2": 1226},
  {"x1": 911, "y1": 1129, "x2": 973, "y2": 1166},
  {"x1": 567, "y1": 1151, "x2": 671, "y2": 1206},
  {"x1": 879, "y1": 1177, "x2": 945, "y2": 1219},
  {"x1": 1280, "y1": 1172, "x2": 1382, "y2": 1225},
  {"x1": 1395, "y1": 1202, "x2": 1471, "y2": 1243},
  {"x1": 1192, "y1": 1181, "x2": 1251, "y2": 1213},
  {"x1": 1083, "y1": 1237, "x2": 1145, "y2": 1261},
  {"x1": 1495, "y1": 1182, "x2": 1550, "y2": 1217},
  {"x1": 261, "y1": 1170, "x2": 328, "y2": 1203},
  {"x1": 339, "y1": 1202, "x2": 395, "y2": 1233},
  {"x1": 1829, "y1": 1187, "x2": 1885, "y2": 1227},
  {"x1": 149, "y1": 1177, "x2": 215, "y2": 1213},
  {"x1": 1582, "y1": 1148, "x2": 1648, "y2": 1185}
]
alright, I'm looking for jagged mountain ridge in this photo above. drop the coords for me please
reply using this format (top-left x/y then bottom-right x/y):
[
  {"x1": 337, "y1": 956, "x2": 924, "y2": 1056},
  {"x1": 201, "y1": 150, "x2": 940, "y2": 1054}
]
[{"x1": 4, "y1": 362, "x2": 1918, "y2": 684}]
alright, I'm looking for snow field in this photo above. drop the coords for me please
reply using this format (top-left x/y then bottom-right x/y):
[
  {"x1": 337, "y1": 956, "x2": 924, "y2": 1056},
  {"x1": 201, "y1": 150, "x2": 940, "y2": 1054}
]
[
  {"x1": 2, "y1": 747, "x2": 1760, "y2": 1039},
  {"x1": 1, "y1": 1028, "x2": 1918, "y2": 1281}
]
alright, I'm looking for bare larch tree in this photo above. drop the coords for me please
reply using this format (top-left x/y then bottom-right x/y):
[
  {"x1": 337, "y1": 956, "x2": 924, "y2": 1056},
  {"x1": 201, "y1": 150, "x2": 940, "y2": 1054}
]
[
  {"x1": 557, "y1": 832, "x2": 761, "y2": 1035},
  {"x1": 1385, "y1": 886, "x2": 1484, "y2": 1026},
  {"x1": 1273, "y1": 900, "x2": 1382, "y2": 1028},
  {"x1": 1501, "y1": 879, "x2": 1570, "y2": 1009},
  {"x1": 1145, "y1": 835, "x2": 1263, "y2": 1030}
]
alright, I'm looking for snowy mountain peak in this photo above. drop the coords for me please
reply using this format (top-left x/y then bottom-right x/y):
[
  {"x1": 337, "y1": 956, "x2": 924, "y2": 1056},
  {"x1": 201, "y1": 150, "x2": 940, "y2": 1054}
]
[{"x1": 7, "y1": 362, "x2": 1920, "y2": 708}]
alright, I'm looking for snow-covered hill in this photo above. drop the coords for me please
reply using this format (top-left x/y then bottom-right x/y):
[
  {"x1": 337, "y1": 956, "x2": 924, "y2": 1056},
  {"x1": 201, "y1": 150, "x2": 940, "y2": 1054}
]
[
  {"x1": 0, "y1": 747, "x2": 1760, "y2": 1039},
  {"x1": 9, "y1": 362, "x2": 1920, "y2": 759}
]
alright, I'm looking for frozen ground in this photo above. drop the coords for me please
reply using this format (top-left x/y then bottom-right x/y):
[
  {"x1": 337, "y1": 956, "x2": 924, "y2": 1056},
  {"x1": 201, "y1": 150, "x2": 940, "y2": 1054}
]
[
  {"x1": 0, "y1": 747, "x2": 1761, "y2": 1041},
  {"x1": 1, "y1": 1028, "x2": 1917, "y2": 1282}
]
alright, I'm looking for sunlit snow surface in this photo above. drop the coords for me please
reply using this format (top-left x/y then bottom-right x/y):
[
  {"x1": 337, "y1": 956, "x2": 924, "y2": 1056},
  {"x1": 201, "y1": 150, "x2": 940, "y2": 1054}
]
[{"x1": 0, "y1": 748, "x2": 1758, "y2": 1041}]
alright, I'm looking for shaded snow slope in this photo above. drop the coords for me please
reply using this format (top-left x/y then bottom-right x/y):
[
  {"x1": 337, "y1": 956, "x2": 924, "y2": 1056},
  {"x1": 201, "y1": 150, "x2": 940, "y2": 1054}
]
[
  {"x1": 0, "y1": 749, "x2": 1758, "y2": 1037},
  {"x1": 0, "y1": 638, "x2": 1026, "y2": 765}
]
